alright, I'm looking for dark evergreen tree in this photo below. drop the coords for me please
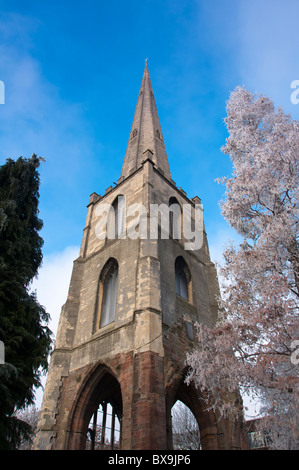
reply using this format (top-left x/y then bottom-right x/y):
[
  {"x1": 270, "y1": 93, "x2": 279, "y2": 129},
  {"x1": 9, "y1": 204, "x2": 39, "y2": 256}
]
[{"x1": 0, "y1": 154, "x2": 52, "y2": 449}]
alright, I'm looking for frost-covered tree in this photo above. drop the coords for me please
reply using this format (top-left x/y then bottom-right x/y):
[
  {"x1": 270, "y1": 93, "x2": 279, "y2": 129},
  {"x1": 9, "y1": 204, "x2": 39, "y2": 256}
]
[
  {"x1": 171, "y1": 401, "x2": 201, "y2": 450},
  {"x1": 186, "y1": 87, "x2": 299, "y2": 449},
  {"x1": 14, "y1": 406, "x2": 40, "y2": 450}
]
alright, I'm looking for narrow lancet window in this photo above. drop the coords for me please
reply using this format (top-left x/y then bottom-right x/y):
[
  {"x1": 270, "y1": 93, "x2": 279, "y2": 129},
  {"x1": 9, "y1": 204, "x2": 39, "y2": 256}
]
[
  {"x1": 175, "y1": 256, "x2": 191, "y2": 302},
  {"x1": 107, "y1": 195, "x2": 126, "y2": 240},
  {"x1": 169, "y1": 197, "x2": 182, "y2": 240},
  {"x1": 98, "y1": 259, "x2": 118, "y2": 328}
]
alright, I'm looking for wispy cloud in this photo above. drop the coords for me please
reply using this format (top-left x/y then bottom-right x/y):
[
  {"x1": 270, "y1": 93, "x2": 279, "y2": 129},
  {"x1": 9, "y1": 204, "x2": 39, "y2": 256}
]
[
  {"x1": 31, "y1": 245, "x2": 79, "y2": 408},
  {"x1": 0, "y1": 19, "x2": 95, "y2": 176},
  {"x1": 31, "y1": 245, "x2": 79, "y2": 339},
  {"x1": 236, "y1": 0, "x2": 299, "y2": 117},
  {"x1": 0, "y1": 12, "x2": 104, "y2": 254}
]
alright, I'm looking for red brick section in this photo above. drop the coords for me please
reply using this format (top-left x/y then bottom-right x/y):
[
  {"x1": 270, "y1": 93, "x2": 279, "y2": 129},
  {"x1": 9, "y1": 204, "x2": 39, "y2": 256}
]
[
  {"x1": 54, "y1": 351, "x2": 167, "y2": 450},
  {"x1": 130, "y1": 351, "x2": 167, "y2": 450},
  {"x1": 52, "y1": 340, "x2": 248, "y2": 450}
]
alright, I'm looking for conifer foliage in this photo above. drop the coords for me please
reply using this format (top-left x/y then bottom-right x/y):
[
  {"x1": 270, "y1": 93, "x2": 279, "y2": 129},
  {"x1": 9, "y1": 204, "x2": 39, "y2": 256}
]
[
  {"x1": 186, "y1": 87, "x2": 299, "y2": 449},
  {"x1": 0, "y1": 154, "x2": 52, "y2": 449}
]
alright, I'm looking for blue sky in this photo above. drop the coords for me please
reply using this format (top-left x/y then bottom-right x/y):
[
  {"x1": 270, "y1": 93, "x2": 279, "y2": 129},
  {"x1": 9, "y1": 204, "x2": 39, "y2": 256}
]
[{"x1": 1, "y1": 0, "x2": 299, "y2": 346}]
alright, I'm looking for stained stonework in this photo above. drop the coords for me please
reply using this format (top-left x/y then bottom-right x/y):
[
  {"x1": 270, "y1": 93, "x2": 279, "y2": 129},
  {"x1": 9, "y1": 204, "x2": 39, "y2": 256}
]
[{"x1": 33, "y1": 64, "x2": 248, "y2": 450}]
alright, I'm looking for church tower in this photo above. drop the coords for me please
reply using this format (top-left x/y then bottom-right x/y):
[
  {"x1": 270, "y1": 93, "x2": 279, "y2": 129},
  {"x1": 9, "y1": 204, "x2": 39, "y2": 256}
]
[{"x1": 34, "y1": 64, "x2": 247, "y2": 450}]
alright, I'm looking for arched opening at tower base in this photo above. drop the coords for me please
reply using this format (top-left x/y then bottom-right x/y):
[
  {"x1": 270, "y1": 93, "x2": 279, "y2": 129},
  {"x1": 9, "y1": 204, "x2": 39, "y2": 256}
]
[
  {"x1": 167, "y1": 370, "x2": 249, "y2": 450},
  {"x1": 167, "y1": 372, "x2": 221, "y2": 450},
  {"x1": 66, "y1": 364, "x2": 122, "y2": 450}
]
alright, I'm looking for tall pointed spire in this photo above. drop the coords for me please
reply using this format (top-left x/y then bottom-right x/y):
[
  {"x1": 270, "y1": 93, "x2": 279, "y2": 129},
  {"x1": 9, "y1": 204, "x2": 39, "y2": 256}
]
[{"x1": 120, "y1": 63, "x2": 171, "y2": 180}]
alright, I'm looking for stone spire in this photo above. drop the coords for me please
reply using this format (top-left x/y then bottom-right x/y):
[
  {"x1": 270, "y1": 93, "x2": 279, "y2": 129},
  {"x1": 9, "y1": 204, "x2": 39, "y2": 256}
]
[{"x1": 120, "y1": 62, "x2": 171, "y2": 180}]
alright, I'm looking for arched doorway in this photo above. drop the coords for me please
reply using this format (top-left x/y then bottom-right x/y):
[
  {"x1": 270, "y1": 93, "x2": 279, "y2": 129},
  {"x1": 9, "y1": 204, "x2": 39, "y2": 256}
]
[
  {"x1": 167, "y1": 370, "x2": 220, "y2": 450},
  {"x1": 66, "y1": 364, "x2": 122, "y2": 450}
]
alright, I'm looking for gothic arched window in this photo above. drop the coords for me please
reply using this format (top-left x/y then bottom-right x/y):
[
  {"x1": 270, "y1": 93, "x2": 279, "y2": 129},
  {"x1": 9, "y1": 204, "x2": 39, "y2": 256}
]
[
  {"x1": 175, "y1": 256, "x2": 191, "y2": 302},
  {"x1": 97, "y1": 259, "x2": 118, "y2": 328},
  {"x1": 169, "y1": 197, "x2": 182, "y2": 240},
  {"x1": 107, "y1": 195, "x2": 126, "y2": 240}
]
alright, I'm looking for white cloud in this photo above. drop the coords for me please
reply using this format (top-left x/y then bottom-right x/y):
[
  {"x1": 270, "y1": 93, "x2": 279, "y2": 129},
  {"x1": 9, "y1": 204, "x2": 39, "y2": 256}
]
[
  {"x1": 31, "y1": 245, "x2": 79, "y2": 339},
  {"x1": 31, "y1": 245, "x2": 79, "y2": 408},
  {"x1": 0, "y1": 12, "x2": 99, "y2": 191}
]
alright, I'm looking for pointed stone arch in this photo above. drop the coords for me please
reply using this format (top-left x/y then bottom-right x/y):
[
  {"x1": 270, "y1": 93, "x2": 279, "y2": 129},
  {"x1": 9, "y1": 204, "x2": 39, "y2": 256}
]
[
  {"x1": 66, "y1": 363, "x2": 123, "y2": 450},
  {"x1": 166, "y1": 368, "x2": 222, "y2": 450},
  {"x1": 166, "y1": 367, "x2": 248, "y2": 450}
]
